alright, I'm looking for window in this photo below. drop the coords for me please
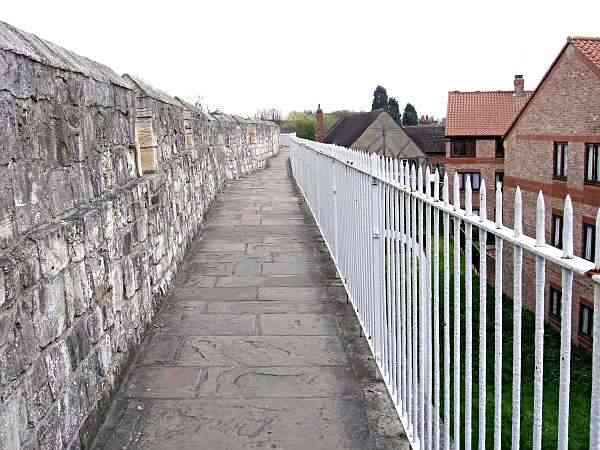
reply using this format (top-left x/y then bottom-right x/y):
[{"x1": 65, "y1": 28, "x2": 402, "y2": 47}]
[
  {"x1": 585, "y1": 143, "x2": 600, "y2": 184},
  {"x1": 458, "y1": 172, "x2": 481, "y2": 191},
  {"x1": 553, "y1": 142, "x2": 568, "y2": 179},
  {"x1": 580, "y1": 304, "x2": 593, "y2": 338},
  {"x1": 495, "y1": 138, "x2": 505, "y2": 158},
  {"x1": 551, "y1": 214, "x2": 563, "y2": 249},
  {"x1": 583, "y1": 222, "x2": 596, "y2": 261},
  {"x1": 495, "y1": 171, "x2": 504, "y2": 192},
  {"x1": 451, "y1": 139, "x2": 476, "y2": 157},
  {"x1": 549, "y1": 287, "x2": 561, "y2": 321}
]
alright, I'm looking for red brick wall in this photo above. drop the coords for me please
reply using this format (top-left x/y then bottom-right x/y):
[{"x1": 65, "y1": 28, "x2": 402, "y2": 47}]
[
  {"x1": 444, "y1": 138, "x2": 503, "y2": 220},
  {"x1": 503, "y1": 42, "x2": 600, "y2": 349}
]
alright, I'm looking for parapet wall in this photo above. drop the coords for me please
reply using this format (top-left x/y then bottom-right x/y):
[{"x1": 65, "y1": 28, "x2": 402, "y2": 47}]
[{"x1": 0, "y1": 21, "x2": 279, "y2": 449}]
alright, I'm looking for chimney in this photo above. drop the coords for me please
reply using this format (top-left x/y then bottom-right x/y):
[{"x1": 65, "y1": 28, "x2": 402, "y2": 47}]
[
  {"x1": 514, "y1": 74, "x2": 525, "y2": 96},
  {"x1": 315, "y1": 104, "x2": 324, "y2": 142}
]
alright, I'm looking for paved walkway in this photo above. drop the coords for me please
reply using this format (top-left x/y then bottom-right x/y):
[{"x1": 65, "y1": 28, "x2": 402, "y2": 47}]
[{"x1": 93, "y1": 146, "x2": 407, "y2": 450}]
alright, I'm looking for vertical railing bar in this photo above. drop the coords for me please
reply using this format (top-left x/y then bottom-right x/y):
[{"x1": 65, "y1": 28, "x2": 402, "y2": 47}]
[
  {"x1": 426, "y1": 167, "x2": 433, "y2": 450},
  {"x1": 400, "y1": 162, "x2": 408, "y2": 417},
  {"x1": 478, "y1": 179, "x2": 488, "y2": 450},
  {"x1": 418, "y1": 166, "x2": 426, "y2": 447},
  {"x1": 557, "y1": 195, "x2": 574, "y2": 450},
  {"x1": 532, "y1": 191, "x2": 546, "y2": 450},
  {"x1": 453, "y1": 173, "x2": 462, "y2": 450},
  {"x1": 443, "y1": 173, "x2": 451, "y2": 450},
  {"x1": 511, "y1": 187, "x2": 523, "y2": 450},
  {"x1": 412, "y1": 165, "x2": 419, "y2": 439},
  {"x1": 465, "y1": 176, "x2": 473, "y2": 450},
  {"x1": 494, "y1": 182, "x2": 504, "y2": 450},
  {"x1": 433, "y1": 169, "x2": 441, "y2": 450},
  {"x1": 590, "y1": 210, "x2": 600, "y2": 450}
]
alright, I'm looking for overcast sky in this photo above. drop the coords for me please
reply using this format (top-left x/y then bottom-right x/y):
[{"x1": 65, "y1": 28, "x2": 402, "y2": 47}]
[{"x1": 3, "y1": 1, "x2": 600, "y2": 119}]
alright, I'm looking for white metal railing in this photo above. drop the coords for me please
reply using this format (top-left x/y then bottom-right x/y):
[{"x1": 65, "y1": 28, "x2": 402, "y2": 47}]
[{"x1": 287, "y1": 135, "x2": 600, "y2": 450}]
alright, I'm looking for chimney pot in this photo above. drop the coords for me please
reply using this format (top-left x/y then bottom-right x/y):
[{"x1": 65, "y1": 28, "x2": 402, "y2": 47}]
[{"x1": 514, "y1": 74, "x2": 525, "y2": 95}]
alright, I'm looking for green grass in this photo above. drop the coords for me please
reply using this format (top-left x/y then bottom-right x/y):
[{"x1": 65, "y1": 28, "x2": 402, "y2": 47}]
[{"x1": 434, "y1": 238, "x2": 593, "y2": 450}]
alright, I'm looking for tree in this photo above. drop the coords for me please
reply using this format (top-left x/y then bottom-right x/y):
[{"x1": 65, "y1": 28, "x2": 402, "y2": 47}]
[
  {"x1": 371, "y1": 85, "x2": 388, "y2": 111},
  {"x1": 402, "y1": 103, "x2": 418, "y2": 126},
  {"x1": 295, "y1": 117, "x2": 315, "y2": 140},
  {"x1": 387, "y1": 97, "x2": 401, "y2": 125}
]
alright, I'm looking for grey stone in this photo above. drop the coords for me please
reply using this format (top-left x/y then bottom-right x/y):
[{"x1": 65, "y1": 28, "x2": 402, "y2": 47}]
[
  {"x1": 160, "y1": 313, "x2": 257, "y2": 336},
  {"x1": 34, "y1": 277, "x2": 67, "y2": 347},
  {"x1": 259, "y1": 314, "x2": 339, "y2": 336},
  {"x1": 178, "y1": 336, "x2": 348, "y2": 367}
]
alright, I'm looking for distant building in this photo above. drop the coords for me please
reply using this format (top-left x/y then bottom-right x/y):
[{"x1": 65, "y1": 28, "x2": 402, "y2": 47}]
[
  {"x1": 323, "y1": 110, "x2": 426, "y2": 163},
  {"x1": 503, "y1": 37, "x2": 600, "y2": 349},
  {"x1": 404, "y1": 125, "x2": 447, "y2": 169},
  {"x1": 444, "y1": 76, "x2": 532, "y2": 217}
]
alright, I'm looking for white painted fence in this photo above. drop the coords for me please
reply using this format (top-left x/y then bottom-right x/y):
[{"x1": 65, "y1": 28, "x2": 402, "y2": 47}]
[{"x1": 287, "y1": 135, "x2": 600, "y2": 450}]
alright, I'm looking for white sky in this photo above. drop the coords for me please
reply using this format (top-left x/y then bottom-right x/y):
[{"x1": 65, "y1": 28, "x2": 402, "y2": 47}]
[{"x1": 3, "y1": 1, "x2": 600, "y2": 119}]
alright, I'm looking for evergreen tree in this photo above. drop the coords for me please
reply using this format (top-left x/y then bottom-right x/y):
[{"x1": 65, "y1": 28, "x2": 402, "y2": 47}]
[
  {"x1": 387, "y1": 97, "x2": 401, "y2": 125},
  {"x1": 371, "y1": 85, "x2": 388, "y2": 111},
  {"x1": 402, "y1": 103, "x2": 419, "y2": 126}
]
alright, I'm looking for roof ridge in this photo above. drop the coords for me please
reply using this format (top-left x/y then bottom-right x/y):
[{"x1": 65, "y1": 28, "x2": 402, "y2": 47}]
[{"x1": 569, "y1": 36, "x2": 600, "y2": 42}]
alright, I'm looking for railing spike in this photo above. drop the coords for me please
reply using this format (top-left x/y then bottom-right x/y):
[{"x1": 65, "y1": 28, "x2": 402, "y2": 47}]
[
  {"x1": 418, "y1": 165, "x2": 424, "y2": 194},
  {"x1": 495, "y1": 182, "x2": 503, "y2": 228},
  {"x1": 443, "y1": 172, "x2": 449, "y2": 205},
  {"x1": 514, "y1": 186, "x2": 523, "y2": 237},
  {"x1": 425, "y1": 166, "x2": 432, "y2": 198},
  {"x1": 480, "y1": 178, "x2": 487, "y2": 221},
  {"x1": 536, "y1": 191, "x2": 545, "y2": 246},
  {"x1": 453, "y1": 172, "x2": 460, "y2": 211},
  {"x1": 563, "y1": 195, "x2": 573, "y2": 258},
  {"x1": 434, "y1": 169, "x2": 440, "y2": 202},
  {"x1": 465, "y1": 175, "x2": 472, "y2": 215}
]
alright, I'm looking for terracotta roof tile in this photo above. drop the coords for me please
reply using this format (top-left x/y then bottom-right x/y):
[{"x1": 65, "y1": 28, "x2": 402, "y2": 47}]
[
  {"x1": 445, "y1": 90, "x2": 531, "y2": 137},
  {"x1": 570, "y1": 37, "x2": 600, "y2": 71}
]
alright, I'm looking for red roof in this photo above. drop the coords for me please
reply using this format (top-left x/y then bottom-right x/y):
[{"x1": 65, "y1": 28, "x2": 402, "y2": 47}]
[
  {"x1": 445, "y1": 90, "x2": 531, "y2": 137},
  {"x1": 570, "y1": 37, "x2": 600, "y2": 71}
]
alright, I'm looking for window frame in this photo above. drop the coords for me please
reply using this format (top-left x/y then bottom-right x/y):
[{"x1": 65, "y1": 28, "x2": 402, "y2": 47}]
[
  {"x1": 585, "y1": 143, "x2": 600, "y2": 184},
  {"x1": 549, "y1": 286, "x2": 562, "y2": 322},
  {"x1": 583, "y1": 221, "x2": 596, "y2": 262},
  {"x1": 457, "y1": 171, "x2": 481, "y2": 192},
  {"x1": 553, "y1": 142, "x2": 568, "y2": 180},
  {"x1": 450, "y1": 138, "x2": 476, "y2": 158},
  {"x1": 551, "y1": 213, "x2": 563, "y2": 249},
  {"x1": 495, "y1": 138, "x2": 505, "y2": 159},
  {"x1": 579, "y1": 302, "x2": 593, "y2": 340}
]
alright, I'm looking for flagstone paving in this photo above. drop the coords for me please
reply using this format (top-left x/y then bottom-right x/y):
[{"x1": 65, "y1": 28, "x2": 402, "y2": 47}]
[{"x1": 92, "y1": 144, "x2": 409, "y2": 450}]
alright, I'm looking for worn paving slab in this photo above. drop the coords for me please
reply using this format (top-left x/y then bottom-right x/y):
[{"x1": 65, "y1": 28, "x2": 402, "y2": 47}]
[{"x1": 92, "y1": 147, "x2": 409, "y2": 450}]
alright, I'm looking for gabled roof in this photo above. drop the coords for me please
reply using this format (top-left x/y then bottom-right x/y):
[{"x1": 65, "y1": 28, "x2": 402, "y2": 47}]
[
  {"x1": 506, "y1": 36, "x2": 600, "y2": 138},
  {"x1": 445, "y1": 90, "x2": 531, "y2": 137},
  {"x1": 403, "y1": 125, "x2": 446, "y2": 155},
  {"x1": 570, "y1": 37, "x2": 600, "y2": 71},
  {"x1": 323, "y1": 110, "x2": 383, "y2": 146},
  {"x1": 0, "y1": 20, "x2": 129, "y2": 88}
]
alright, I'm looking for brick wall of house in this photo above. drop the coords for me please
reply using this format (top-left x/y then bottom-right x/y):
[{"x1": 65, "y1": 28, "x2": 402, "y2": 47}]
[
  {"x1": 443, "y1": 139, "x2": 503, "y2": 220},
  {"x1": 503, "y1": 42, "x2": 600, "y2": 348}
]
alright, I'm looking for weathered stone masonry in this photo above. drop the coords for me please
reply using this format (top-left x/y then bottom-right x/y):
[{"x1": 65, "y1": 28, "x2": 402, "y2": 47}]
[{"x1": 0, "y1": 21, "x2": 279, "y2": 450}]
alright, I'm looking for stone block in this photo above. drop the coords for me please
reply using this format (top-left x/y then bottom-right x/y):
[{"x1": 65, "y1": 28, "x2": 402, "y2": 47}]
[
  {"x1": 44, "y1": 340, "x2": 71, "y2": 400},
  {"x1": 86, "y1": 254, "x2": 107, "y2": 300},
  {"x1": 23, "y1": 358, "x2": 52, "y2": 425},
  {"x1": 82, "y1": 209, "x2": 102, "y2": 255},
  {"x1": 63, "y1": 217, "x2": 85, "y2": 263},
  {"x1": 33, "y1": 226, "x2": 69, "y2": 279},
  {"x1": 0, "y1": 257, "x2": 21, "y2": 308},
  {"x1": 36, "y1": 403, "x2": 63, "y2": 450},
  {"x1": 33, "y1": 276, "x2": 67, "y2": 347},
  {"x1": 69, "y1": 261, "x2": 92, "y2": 317},
  {"x1": 0, "y1": 389, "x2": 26, "y2": 449},
  {"x1": 11, "y1": 239, "x2": 41, "y2": 291}
]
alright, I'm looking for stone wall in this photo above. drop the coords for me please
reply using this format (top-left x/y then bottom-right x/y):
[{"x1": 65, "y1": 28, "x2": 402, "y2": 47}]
[{"x1": 0, "y1": 21, "x2": 279, "y2": 450}]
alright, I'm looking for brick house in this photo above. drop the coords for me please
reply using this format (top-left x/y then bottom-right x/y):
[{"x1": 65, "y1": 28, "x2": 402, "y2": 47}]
[
  {"x1": 503, "y1": 37, "x2": 600, "y2": 348},
  {"x1": 444, "y1": 78, "x2": 531, "y2": 218}
]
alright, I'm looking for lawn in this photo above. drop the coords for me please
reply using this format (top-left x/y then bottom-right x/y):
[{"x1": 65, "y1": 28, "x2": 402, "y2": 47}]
[{"x1": 433, "y1": 237, "x2": 593, "y2": 450}]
